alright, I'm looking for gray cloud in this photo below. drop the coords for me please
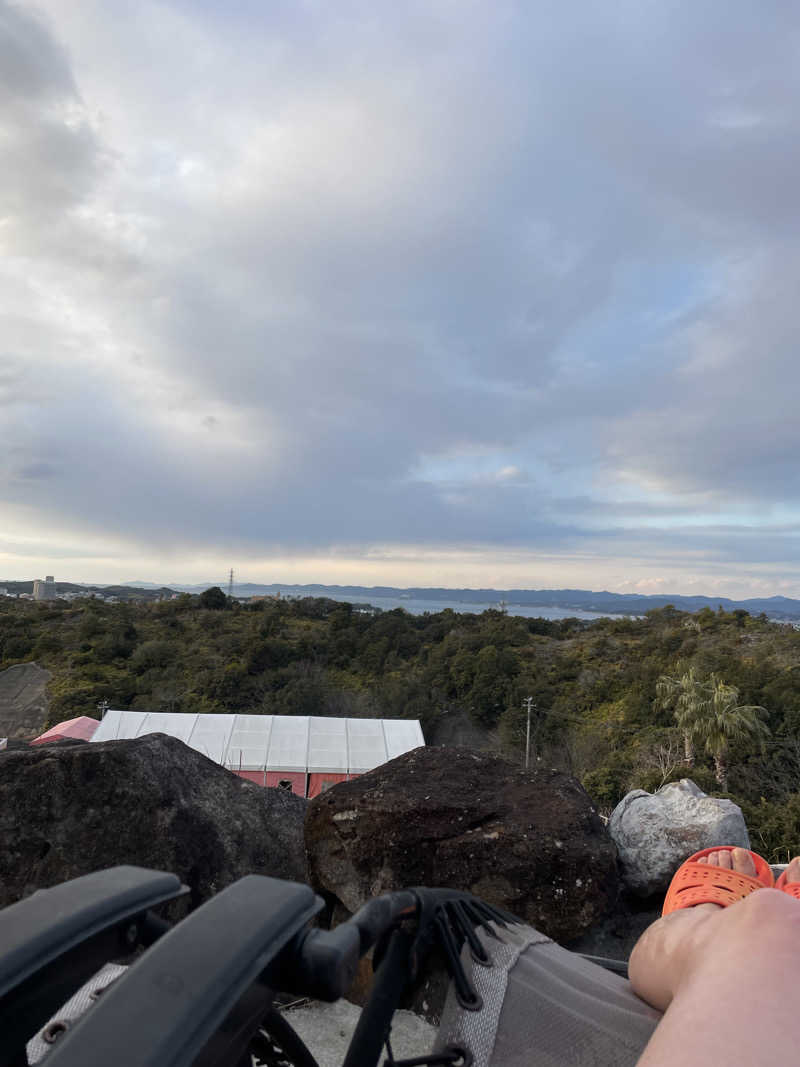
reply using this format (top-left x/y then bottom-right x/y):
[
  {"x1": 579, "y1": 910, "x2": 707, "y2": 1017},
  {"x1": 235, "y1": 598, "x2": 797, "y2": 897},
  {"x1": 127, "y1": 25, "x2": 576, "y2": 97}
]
[
  {"x1": 0, "y1": 0, "x2": 74, "y2": 100},
  {"x1": 3, "y1": 0, "x2": 800, "y2": 587},
  {"x1": 0, "y1": 3, "x2": 102, "y2": 239}
]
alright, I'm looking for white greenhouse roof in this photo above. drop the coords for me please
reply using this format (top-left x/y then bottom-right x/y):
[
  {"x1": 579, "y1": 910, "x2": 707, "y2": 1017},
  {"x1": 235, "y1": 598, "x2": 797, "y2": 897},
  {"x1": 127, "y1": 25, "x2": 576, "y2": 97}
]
[
  {"x1": 266, "y1": 715, "x2": 310, "y2": 773},
  {"x1": 307, "y1": 716, "x2": 347, "y2": 773},
  {"x1": 226, "y1": 714, "x2": 273, "y2": 772},
  {"x1": 384, "y1": 719, "x2": 426, "y2": 762},
  {"x1": 91, "y1": 712, "x2": 424, "y2": 774},
  {"x1": 187, "y1": 714, "x2": 236, "y2": 765},
  {"x1": 346, "y1": 717, "x2": 387, "y2": 774}
]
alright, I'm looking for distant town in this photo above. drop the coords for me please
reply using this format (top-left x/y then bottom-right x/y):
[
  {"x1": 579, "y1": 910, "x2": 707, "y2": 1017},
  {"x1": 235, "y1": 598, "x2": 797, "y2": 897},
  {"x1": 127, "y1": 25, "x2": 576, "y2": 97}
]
[
  {"x1": 0, "y1": 577, "x2": 175, "y2": 604},
  {"x1": 0, "y1": 577, "x2": 289, "y2": 607}
]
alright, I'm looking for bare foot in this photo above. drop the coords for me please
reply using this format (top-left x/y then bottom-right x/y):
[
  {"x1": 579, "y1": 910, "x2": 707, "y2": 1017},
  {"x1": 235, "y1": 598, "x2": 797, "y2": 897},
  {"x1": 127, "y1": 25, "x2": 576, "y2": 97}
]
[
  {"x1": 629, "y1": 847, "x2": 758, "y2": 1011},
  {"x1": 695, "y1": 848, "x2": 756, "y2": 877},
  {"x1": 783, "y1": 856, "x2": 800, "y2": 885}
]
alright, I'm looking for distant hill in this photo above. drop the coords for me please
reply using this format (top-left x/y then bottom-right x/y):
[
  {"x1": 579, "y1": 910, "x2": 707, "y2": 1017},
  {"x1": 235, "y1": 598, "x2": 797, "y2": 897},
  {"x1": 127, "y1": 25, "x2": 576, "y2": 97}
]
[{"x1": 149, "y1": 581, "x2": 800, "y2": 620}]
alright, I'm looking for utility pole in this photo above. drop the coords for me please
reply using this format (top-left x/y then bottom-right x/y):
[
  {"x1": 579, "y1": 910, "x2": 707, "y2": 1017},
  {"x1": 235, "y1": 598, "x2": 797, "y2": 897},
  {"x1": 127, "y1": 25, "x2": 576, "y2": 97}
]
[
  {"x1": 228, "y1": 568, "x2": 234, "y2": 599},
  {"x1": 522, "y1": 696, "x2": 535, "y2": 770}
]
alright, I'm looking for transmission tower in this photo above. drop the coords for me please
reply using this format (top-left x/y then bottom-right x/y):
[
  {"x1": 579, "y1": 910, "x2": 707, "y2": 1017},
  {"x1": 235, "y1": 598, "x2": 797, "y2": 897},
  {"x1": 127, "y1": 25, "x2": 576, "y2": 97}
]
[
  {"x1": 522, "y1": 696, "x2": 536, "y2": 770},
  {"x1": 228, "y1": 568, "x2": 234, "y2": 599}
]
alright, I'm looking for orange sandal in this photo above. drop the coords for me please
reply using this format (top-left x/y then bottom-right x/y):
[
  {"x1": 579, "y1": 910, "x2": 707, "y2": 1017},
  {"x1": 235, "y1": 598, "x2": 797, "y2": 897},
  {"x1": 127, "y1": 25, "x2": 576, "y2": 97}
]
[
  {"x1": 775, "y1": 866, "x2": 800, "y2": 900},
  {"x1": 662, "y1": 846, "x2": 774, "y2": 915}
]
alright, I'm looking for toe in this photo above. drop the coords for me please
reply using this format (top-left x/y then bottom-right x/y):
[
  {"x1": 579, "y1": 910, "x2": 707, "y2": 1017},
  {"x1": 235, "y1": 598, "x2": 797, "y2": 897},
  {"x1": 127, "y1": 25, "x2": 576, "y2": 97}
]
[
  {"x1": 784, "y1": 857, "x2": 800, "y2": 884},
  {"x1": 700, "y1": 848, "x2": 755, "y2": 876},
  {"x1": 730, "y1": 847, "x2": 756, "y2": 877},
  {"x1": 704, "y1": 850, "x2": 729, "y2": 869}
]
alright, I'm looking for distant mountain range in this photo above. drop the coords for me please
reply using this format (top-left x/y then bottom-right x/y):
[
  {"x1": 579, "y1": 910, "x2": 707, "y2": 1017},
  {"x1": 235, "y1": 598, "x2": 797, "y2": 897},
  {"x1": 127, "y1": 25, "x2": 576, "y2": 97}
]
[{"x1": 125, "y1": 581, "x2": 800, "y2": 619}]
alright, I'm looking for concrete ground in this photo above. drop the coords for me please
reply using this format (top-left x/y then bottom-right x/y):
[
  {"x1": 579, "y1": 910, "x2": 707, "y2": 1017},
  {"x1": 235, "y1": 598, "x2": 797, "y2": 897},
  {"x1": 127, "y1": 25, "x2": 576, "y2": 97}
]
[{"x1": 280, "y1": 999, "x2": 436, "y2": 1067}]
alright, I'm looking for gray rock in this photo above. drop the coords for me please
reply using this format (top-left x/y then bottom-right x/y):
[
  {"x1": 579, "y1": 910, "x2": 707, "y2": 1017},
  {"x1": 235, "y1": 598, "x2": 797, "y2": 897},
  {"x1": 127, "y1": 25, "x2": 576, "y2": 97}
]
[
  {"x1": 0, "y1": 732, "x2": 307, "y2": 908},
  {"x1": 608, "y1": 779, "x2": 750, "y2": 897},
  {"x1": 305, "y1": 745, "x2": 618, "y2": 943},
  {"x1": 0, "y1": 662, "x2": 51, "y2": 739}
]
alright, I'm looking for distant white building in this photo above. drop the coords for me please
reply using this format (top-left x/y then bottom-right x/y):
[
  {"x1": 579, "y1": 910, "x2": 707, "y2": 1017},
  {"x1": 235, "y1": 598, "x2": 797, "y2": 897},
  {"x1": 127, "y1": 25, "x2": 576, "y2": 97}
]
[{"x1": 33, "y1": 576, "x2": 56, "y2": 601}]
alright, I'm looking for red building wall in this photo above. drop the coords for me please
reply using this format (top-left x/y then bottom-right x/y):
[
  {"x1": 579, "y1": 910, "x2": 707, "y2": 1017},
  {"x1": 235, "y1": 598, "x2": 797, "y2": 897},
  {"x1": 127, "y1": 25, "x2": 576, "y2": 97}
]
[
  {"x1": 265, "y1": 771, "x2": 307, "y2": 796},
  {"x1": 306, "y1": 772, "x2": 349, "y2": 798},
  {"x1": 233, "y1": 770, "x2": 307, "y2": 796},
  {"x1": 233, "y1": 770, "x2": 358, "y2": 797}
]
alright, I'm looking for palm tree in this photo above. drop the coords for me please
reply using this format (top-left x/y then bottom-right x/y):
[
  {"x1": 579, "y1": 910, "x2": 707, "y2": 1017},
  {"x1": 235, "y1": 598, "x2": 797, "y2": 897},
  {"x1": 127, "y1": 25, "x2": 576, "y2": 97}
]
[
  {"x1": 656, "y1": 669, "x2": 770, "y2": 788},
  {"x1": 692, "y1": 676, "x2": 770, "y2": 791},
  {"x1": 655, "y1": 667, "x2": 707, "y2": 765}
]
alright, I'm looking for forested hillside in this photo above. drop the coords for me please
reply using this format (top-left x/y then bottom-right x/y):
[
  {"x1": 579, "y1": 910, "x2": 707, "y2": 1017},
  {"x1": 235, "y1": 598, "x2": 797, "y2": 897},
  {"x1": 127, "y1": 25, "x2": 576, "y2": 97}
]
[{"x1": 3, "y1": 592, "x2": 800, "y2": 858}]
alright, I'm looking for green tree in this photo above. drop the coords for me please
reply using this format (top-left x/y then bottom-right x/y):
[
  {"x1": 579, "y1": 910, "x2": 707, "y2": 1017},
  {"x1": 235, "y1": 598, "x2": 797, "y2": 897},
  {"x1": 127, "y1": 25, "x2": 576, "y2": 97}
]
[
  {"x1": 655, "y1": 666, "x2": 707, "y2": 765},
  {"x1": 199, "y1": 586, "x2": 227, "y2": 610},
  {"x1": 656, "y1": 668, "x2": 770, "y2": 789},
  {"x1": 468, "y1": 645, "x2": 518, "y2": 726},
  {"x1": 131, "y1": 639, "x2": 175, "y2": 674},
  {"x1": 245, "y1": 638, "x2": 293, "y2": 674},
  {"x1": 450, "y1": 648, "x2": 477, "y2": 696},
  {"x1": 692, "y1": 677, "x2": 770, "y2": 791}
]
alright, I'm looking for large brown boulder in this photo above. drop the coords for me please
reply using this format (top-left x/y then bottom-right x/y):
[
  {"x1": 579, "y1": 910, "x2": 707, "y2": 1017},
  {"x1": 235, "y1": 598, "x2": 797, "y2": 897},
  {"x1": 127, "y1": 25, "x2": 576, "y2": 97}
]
[
  {"x1": 305, "y1": 746, "x2": 618, "y2": 942},
  {"x1": 0, "y1": 732, "x2": 307, "y2": 908}
]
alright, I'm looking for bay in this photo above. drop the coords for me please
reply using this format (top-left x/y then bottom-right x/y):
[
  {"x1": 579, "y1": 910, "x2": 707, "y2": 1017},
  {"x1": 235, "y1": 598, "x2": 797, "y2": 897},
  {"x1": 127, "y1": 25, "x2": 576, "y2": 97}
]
[{"x1": 306, "y1": 591, "x2": 635, "y2": 621}]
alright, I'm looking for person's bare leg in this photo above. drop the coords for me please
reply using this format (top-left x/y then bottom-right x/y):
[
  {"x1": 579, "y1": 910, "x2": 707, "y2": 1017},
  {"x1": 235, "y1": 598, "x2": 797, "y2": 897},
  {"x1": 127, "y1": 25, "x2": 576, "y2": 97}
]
[{"x1": 631, "y1": 853, "x2": 800, "y2": 1066}]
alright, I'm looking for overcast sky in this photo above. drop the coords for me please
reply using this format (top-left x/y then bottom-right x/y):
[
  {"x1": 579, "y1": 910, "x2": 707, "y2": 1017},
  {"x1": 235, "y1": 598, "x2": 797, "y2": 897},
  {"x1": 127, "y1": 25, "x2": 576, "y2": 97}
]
[{"x1": 3, "y1": 1, "x2": 800, "y2": 596}]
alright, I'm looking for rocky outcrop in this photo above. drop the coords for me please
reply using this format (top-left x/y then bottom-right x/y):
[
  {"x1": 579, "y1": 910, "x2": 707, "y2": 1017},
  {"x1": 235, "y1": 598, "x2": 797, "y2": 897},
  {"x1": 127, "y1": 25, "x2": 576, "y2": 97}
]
[
  {"x1": 0, "y1": 662, "x2": 51, "y2": 739},
  {"x1": 305, "y1": 746, "x2": 618, "y2": 942},
  {"x1": 0, "y1": 732, "x2": 307, "y2": 908},
  {"x1": 609, "y1": 779, "x2": 750, "y2": 897}
]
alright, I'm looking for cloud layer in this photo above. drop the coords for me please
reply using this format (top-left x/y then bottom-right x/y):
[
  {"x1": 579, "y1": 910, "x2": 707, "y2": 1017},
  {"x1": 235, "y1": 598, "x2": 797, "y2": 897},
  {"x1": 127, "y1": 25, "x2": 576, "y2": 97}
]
[{"x1": 3, "y1": 1, "x2": 800, "y2": 593}]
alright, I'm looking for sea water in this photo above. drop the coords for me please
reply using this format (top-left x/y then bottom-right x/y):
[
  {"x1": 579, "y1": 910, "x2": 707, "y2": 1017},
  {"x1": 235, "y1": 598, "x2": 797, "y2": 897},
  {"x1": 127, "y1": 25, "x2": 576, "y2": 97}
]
[{"x1": 309, "y1": 592, "x2": 633, "y2": 621}]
